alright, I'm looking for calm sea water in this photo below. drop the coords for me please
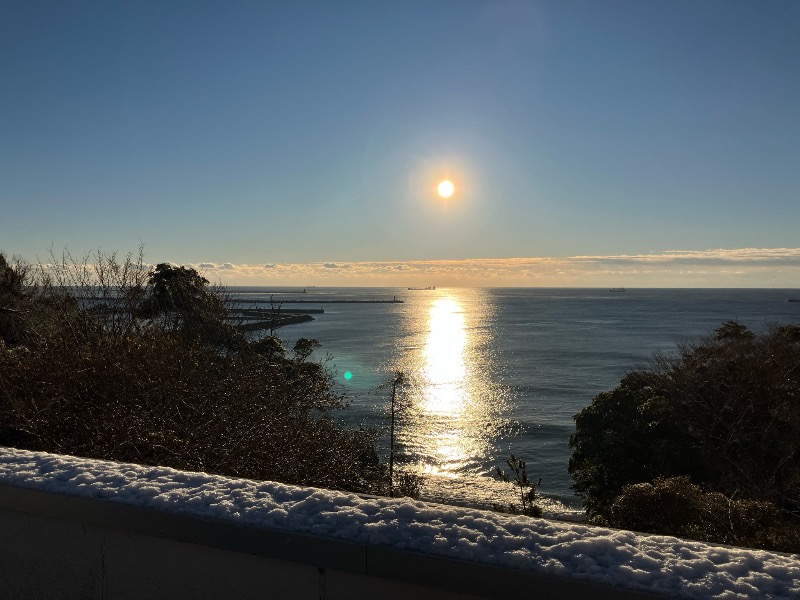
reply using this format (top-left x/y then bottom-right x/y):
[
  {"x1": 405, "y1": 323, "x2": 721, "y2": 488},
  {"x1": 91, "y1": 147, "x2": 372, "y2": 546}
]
[{"x1": 229, "y1": 287, "x2": 800, "y2": 517}]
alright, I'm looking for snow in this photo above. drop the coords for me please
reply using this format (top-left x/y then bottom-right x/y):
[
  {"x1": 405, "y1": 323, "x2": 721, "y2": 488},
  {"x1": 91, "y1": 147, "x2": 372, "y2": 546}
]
[{"x1": 1, "y1": 448, "x2": 798, "y2": 599}]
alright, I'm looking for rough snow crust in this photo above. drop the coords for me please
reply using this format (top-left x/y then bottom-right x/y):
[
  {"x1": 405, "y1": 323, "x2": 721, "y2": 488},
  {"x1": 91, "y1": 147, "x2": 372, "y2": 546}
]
[{"x1": 1, "y1": 448, "x2": 798, "y2": 599}]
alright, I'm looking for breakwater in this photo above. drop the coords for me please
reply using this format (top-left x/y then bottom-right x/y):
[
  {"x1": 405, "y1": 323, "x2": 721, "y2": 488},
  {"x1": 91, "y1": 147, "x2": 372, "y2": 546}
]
[
  {"x1": 229, "y1": 308, "x2": 325, "y2": 316},
  {"x1": 234, "y1": 298, "x2": 403, "y2": 304},
  {"x1": 233, "y1": 314, "x2": 314, "y2": 331}
]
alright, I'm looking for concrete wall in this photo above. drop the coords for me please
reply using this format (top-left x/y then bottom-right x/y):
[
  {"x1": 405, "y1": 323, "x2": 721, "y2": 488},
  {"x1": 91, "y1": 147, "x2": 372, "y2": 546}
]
[{"x1": 0, "y1": 483, "x2": 660, "y2": 599}]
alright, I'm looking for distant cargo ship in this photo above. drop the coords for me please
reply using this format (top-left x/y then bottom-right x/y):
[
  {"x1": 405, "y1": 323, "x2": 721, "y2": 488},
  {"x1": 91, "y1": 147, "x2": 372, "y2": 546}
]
[
  {"x1": 609, "y1": 288, "x2": 626, "y2": 293},
  {"x1": 408, "y1": 286, "x2": 436, "y2": 290}
]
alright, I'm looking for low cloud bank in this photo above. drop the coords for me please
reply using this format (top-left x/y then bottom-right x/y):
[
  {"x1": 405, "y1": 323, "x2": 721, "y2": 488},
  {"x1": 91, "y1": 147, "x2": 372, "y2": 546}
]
[{"x1": 186, "y1": 248, "x2": 800, "y2": 287}]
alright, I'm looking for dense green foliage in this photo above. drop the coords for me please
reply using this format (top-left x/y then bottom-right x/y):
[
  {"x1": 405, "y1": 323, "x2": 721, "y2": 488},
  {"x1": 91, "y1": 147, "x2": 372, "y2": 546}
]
[
  {"x1": 0, "y1": 252, "x2": 386, "y2": 494},
  {"x1": 569, "y1": 321, "x2": 800, "y2": 552}
]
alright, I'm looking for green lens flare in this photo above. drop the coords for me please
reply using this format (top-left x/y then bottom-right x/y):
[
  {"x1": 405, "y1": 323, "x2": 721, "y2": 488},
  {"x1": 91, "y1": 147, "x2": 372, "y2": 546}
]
[{"x1": 344, "y1": 371, "x2": 353, "y2": 380}]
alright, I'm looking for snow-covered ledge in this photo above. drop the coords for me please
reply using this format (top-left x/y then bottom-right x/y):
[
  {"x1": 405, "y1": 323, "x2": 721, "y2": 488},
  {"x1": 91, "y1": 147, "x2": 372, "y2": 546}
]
[{"x1": 0, "y1": 449, "x2": 797, "y2": 599}]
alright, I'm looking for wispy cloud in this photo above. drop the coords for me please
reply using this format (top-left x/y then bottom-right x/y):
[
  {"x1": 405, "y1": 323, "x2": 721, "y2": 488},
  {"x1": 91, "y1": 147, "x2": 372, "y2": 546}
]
[{"x1": 186, "y1": 248, "x2": 800, "y2": 287}]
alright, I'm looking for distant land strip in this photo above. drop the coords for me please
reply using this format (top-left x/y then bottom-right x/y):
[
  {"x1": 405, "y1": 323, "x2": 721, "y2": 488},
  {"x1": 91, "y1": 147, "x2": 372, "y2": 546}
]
[{"x1": 230, "y1": 298, "x2": 404, "y2": 304}]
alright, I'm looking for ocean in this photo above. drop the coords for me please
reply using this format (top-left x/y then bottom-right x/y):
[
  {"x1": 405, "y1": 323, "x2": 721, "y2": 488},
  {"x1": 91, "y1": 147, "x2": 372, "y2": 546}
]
[{"x1": 229, "y1": 287, "x2": 800, "y2": 518}]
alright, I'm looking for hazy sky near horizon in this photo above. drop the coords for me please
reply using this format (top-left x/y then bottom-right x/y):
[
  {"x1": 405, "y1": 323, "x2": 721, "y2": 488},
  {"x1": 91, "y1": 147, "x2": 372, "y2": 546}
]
[{"x1": 2, "y1": 1, "x2": 799, "y2": 287}]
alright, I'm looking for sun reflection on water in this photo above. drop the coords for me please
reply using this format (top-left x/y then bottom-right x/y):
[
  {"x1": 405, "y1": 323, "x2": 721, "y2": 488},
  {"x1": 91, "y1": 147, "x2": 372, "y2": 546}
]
[
  {"x1": 394, "y1": 291, "x2": 508, "y2": 481},
  {"x1": 422, "y1": 297, "x2": 467, "y2": 416}
]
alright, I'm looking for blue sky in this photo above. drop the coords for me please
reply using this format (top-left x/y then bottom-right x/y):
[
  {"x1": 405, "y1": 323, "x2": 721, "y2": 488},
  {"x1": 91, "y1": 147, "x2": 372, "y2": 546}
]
[{"x1": 2, "y1": 1, "x2": 799, "y2": 286}]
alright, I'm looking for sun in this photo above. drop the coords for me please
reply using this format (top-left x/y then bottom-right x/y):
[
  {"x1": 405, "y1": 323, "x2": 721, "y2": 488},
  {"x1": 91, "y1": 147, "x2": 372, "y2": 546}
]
[{"x1": 437, "y1": 180, "x2": 455, "y2": 199}]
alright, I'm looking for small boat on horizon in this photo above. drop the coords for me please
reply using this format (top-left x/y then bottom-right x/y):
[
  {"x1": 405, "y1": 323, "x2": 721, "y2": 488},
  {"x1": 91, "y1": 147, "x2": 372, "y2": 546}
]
[
  {"x1": 609, "y1": 287, "x2": 626, "y2": 293},
  {"x1": 408, "y1": 286, "x2": 436, "y2": 291}
]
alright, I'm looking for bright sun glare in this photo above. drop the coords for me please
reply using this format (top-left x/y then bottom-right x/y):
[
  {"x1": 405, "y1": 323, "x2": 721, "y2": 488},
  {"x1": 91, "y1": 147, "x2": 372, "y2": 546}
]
[{"x1": 437, "y1": 180, "x2": 455, "y2": 199}]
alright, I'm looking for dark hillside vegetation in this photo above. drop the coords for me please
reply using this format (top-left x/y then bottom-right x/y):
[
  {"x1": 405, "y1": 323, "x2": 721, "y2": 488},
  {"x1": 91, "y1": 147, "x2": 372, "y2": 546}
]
[
  {"x1": 0, "y1": 251, "x2": 386, "y2": 494},
  {"x1": 569, "y1": 321, "x2": 800, "y2": 552}
]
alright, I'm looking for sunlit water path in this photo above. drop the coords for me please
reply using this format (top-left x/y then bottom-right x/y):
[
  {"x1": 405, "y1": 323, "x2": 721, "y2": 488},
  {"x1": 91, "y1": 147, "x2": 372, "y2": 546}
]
[{"x1": 231, "y1": 287, "x2": 800, "y2": 518}]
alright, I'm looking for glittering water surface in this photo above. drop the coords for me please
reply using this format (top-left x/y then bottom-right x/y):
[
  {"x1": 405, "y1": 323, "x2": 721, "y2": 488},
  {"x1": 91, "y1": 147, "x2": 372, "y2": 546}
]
[
  {"x1": 230, "y1": 287, "x2": 800, "y2": 517},
  {"x1": 392, "y1": 292, "x2": 509, "y2": 480}
]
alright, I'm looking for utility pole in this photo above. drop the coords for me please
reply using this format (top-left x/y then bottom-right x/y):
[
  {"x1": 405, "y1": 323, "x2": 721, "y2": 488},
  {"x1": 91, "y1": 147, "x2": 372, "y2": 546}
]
[{"x1": 389, "y1": 372, "x2": 404, "y2": 497}]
